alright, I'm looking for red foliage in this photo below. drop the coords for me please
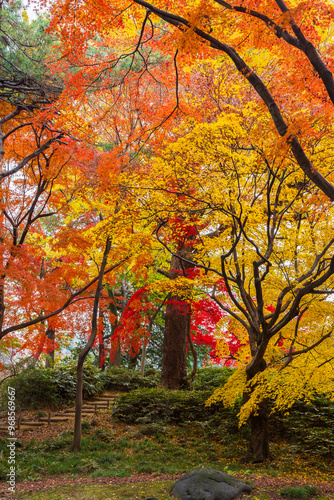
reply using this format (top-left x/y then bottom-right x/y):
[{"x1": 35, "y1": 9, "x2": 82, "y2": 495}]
[
  {"x1": 109, "y1": 285, "x2": 235, "y2": 366},
  {"x1": 110, "y1": 286, "x2": 155, "y2": 360},
  {"x1": 265, "y1": 304, "x2": 276, "y2": 313},
  {"x1": 190, "y1": 298, "x2": 226, "y2": 363},
  {"x1": 169, "y1": 216, "x2": 201, "y2": 250}
]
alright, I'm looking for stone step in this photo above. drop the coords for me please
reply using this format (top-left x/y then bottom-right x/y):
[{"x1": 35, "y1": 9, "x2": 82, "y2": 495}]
[
  {"x1": 20, "y1": 421, "x2": 48, "y2": 427},
  {"x1": 82, "y1": 400, "x2": 114, "y2": 404},
  {"x1": 72, "y1": 406, "x2": 109, "y2": 412},
  {"x1": 39, "y1": 416, "x2": 69, "y2": 422},
  {"x1": 83, "y1": 399, "x2": 109, "y2": 406},
  {"x1": 64, "y1": 409, "x2": 97, "y2": 414},
  {"x1": 92, "y1": 395, "x2": 117, "y2": 400},
  {"x1": 0, "y1": 392, "x2": 119, "y2": 431},
  {"x1": 84, "y1": 402, "x2": 112, "y2": 407},
  {"x1": 59, "y1": 413, "x2": 92, "y2": 417}
]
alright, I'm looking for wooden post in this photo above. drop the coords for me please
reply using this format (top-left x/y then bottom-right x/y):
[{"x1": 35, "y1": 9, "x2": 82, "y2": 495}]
[{"x1": 48, "y1": 412, "x2": 51, "y2": 425}]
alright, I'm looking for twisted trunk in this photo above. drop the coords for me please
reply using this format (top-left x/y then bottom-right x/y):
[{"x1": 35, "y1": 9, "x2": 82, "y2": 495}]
[{"x1": 72, "y1": 238, "x2": 111, "y2": 452}]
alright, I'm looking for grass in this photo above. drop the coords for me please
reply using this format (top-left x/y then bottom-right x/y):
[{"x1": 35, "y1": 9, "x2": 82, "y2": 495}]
[
  {"x1": 7, "y1": 425, "x2": 242, "y2": 480},
  {"x1": 280, "y1": 486, "x2": 320, "y2": 498},
  {"x1": 16, "y1": 480, "x2": 175, "y2": 499},
  {"x1": 14, "y1": 483, "x2": 333, "y2": 500},
  {"x1": 1, "y1": 413, "x2": 333, "y2": 486},
  {"x1": 0, "y1": 409, "x2": 333, "y2": 499}
]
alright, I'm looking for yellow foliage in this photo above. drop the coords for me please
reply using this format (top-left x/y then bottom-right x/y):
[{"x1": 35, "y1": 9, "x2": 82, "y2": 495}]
[
  {"x1": 124, "y1": 101, "x2": 334, "y2": 426},
  {"x1": 206, "y1": 367, "x2": 246, "y2": 409}
]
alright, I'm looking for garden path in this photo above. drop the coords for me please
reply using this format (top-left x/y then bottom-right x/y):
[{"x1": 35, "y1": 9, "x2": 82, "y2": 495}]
[{"x1": 0, "y1": 392, "x2": 117, "y2": 432}]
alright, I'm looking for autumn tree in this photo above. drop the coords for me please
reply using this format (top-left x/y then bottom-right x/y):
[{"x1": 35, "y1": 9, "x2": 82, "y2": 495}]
[
  {"x1": 0, "y1": 1, "x2": 63, "y2": 171},
  {"x1": 126, "y1": 109, "x2": 334, "y2": 461},
  {"x1": 0, "y1": 3, "x2": 69, "y2": 364},
  {"x1": 0, "y1": 3, "x2": 125, "y2": 367}
]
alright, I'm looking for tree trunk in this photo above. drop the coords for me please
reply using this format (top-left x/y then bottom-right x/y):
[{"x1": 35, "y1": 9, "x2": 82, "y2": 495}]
[
  {"x1": 187, "y1": 328, "x2": 197, "y2": 385},
  {"x1": 141, "y1": 301, "x2": 163, "y2": 376},
  {"x1": 244, "y1": 357, "x2": 270, "y2": 462},
  {"x1": 247, "y1": 397, "x2": 270, "y2": 462},
  {"x1": 99, "y1": 335, "x2": 105, "y2": 371},
  {"x1": 128, "y1": 350, "x2": 139, "y2": 369},
  {"x1": 72, "y1": 238, "x2": 111, "y2": 452},
  {"x1": 109, "y1": 338, "x2": 121, "y2": 367},
  {"x1": 161, "y1": 250, "x2": 192, "y2": 390},
  {"x1": 108, "y1": 287, "x2": 121, "y2": 367},
  {"x1": 161, "y1": 293, "x2": 190, "y2": 389},
  {"x1": 45, "y1": 327, "x2": 55, "y2": 368},
  {"x1": 140, "y1": 341, "x2": 147, "y2": 376}
]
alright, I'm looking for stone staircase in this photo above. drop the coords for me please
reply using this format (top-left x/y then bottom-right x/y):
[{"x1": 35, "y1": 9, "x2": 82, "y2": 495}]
[{"x1": 0, "y1": 393, "x2": 117, "y2": 432}]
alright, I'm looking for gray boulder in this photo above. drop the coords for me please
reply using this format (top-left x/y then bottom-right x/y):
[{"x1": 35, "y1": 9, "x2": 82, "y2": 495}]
[{"x1": 170, "y1": 467, "x2": 252, "y2": 500}]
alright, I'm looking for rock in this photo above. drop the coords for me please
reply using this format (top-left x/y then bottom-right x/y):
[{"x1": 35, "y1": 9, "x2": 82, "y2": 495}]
[
  {"x1": 143, "y1": 497, "x2": 158, "y2": 500},
  {"x1": 170, "y1": 467, "x2": 252, "y2": 500}
]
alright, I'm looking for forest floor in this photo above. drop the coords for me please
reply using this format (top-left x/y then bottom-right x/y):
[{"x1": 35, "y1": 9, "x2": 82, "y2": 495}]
[
  {"x1": 0, "y1": 395, "x2": 333, "y2": 499},
  {"x1": 2, "y1": 471, "x2": 334, "y2": 499}
]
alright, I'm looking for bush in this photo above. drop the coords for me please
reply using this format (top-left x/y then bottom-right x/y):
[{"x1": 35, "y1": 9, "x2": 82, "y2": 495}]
[
  {"x1": 1, "y1": 369, "x2": 61, "y2": 410},
  {"x1": 101, "y1": 367, "x2": 160, "y2": 392},
  {"x1": 280, "y1": 485, "x2": 320, "y2": 498},
  {"x1": 111, "y1": 387, "x2": 239, "y2": 427},
  {"x1": 0, "y1": 364, "x2": 104, "y2": 410},
  {"x1": 270, "y1": 395, "x2": 334, "y2": 458},
  {"x1": 192, "y1": 366, "x2": 235, "y2": 391}
]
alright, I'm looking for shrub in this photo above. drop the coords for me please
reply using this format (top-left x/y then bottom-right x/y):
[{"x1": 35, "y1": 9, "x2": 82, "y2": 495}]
[
  {"x1": 111, "y1": 387, "x2": 238, "y2": 427},
  {"x1": 192, "y1": 366, "x2": 235, "y2": 391},
  {"x1": 101, "y1": 367, "x2": 160, "y2": 391},
  {"x1": 270, "y1": 395, "x2": 334, "y2": 458},
  {"x1": 1, "y1": 369, "x2": 60, "y2": 410},
  {"x1": 0, "y1": 364, "x2": 104, "y2": 409},
  {"x1": 102, "y1": 366, "x2": 233, "y2": 393}
]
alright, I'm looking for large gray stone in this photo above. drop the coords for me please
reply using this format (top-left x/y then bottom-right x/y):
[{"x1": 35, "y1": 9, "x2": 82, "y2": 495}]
[{"x1": 170, "y1": 467, "x2": 252, "y2": 500}]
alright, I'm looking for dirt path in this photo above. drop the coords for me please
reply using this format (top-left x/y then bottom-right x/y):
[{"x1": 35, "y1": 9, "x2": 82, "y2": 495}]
[{"x1": 1, "y1": 472, "x2": 334, "y2": 499}]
